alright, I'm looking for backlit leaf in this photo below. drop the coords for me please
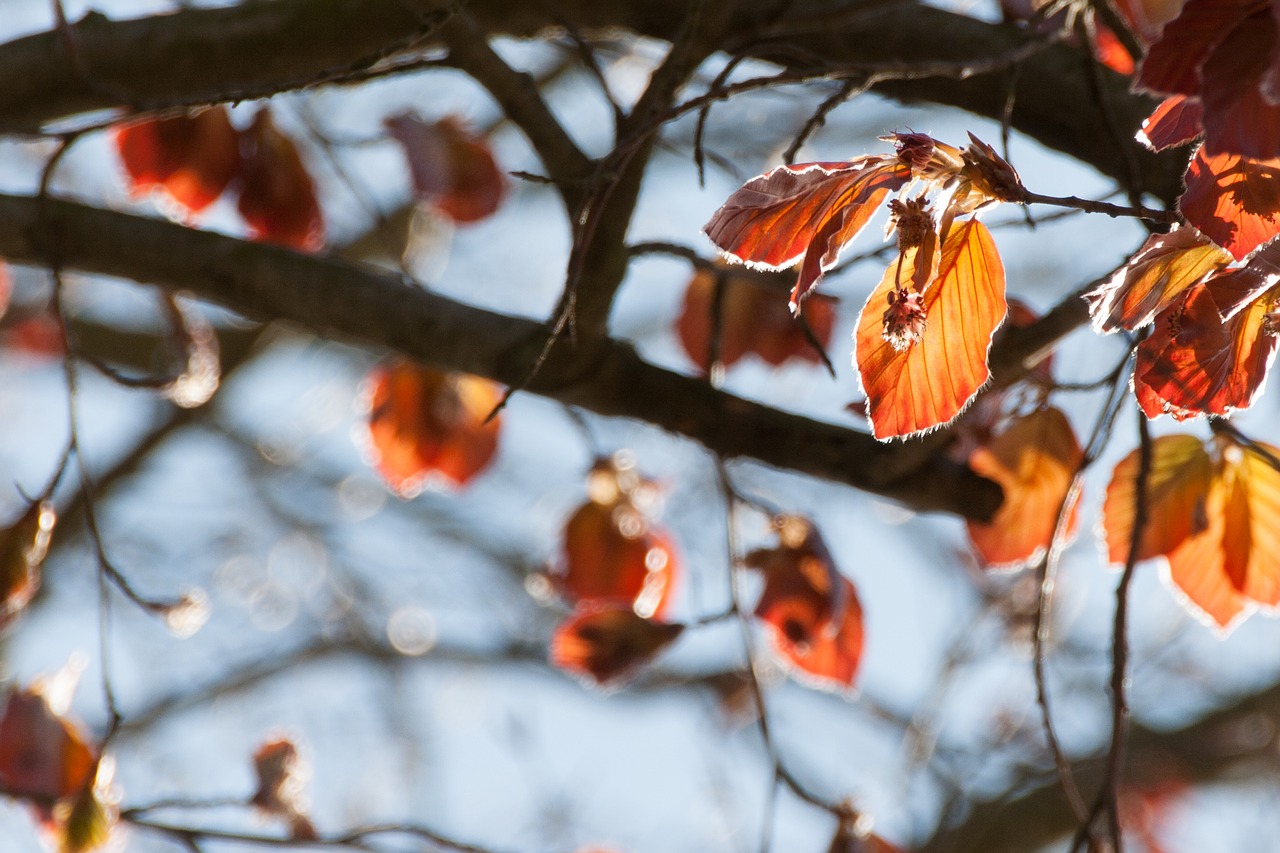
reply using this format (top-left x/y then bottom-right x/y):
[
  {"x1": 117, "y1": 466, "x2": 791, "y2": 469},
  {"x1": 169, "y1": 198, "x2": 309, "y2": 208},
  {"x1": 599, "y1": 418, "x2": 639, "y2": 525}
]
[
  {"x1": 236, "y1": 109, "x2": 324, "y2": 251},
  {"x1": 1133, "y1": 269, "x2": 1279, "y2": 419},
  {"x1": 550, "y1": 605, "x2": 684, "y2": 688},
  {"x1": 113, "y1": 107, "x2": 240, "y2": 215},
  {"x1": 555, "y1": 460, "x2": 678, "y2": 618},
  {"x1": 1137, "y1": 96, "x2": 1204, "y2": 152},
  {"x1": 1179, "y1": 146, "x2": 1280, "y2": 261},
  {"x1": 675, "y1": 264, "x2": 836, "y2": 372},
  {"x1": 855, "y1": 219, "x2": 1007, "y2": 440},
  {"x1": 1085, "y1": 225, "x2": 1230, "y2": 332},
  {"x1": 57, "y1": 770, "x2": 115, "y2": 853},
  {"x1": 1103, "y1": 434, "x2": 1215, "y2": 564},
  {"x1": 250, "y1": 737, "x2": 318, "y2": 840},
  {"x1": 362, "y1": 359, "x2": 503, "y2": 494},
  {"x1": 965, "y1": 407, "x2": 1083, "y2": 569},
  {"x1": 745, "y1": 517, "x2": 864, "y2": 690},
  {"x1": 385, "y1": 113, "x2": 506, "y2": 224},
  {"x1": 1102, "y1": 434, "x2": 1280, "y2": 631},
  {"x1": 702, "y1": 157, "x2": 910, "y2": 309}
]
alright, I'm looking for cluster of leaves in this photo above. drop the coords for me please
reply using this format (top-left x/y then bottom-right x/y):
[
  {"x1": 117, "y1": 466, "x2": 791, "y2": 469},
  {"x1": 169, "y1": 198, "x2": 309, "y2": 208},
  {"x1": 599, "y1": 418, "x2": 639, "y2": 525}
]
[{"x1": 116, "y1": 108, "x2": 505, "y2": 250}]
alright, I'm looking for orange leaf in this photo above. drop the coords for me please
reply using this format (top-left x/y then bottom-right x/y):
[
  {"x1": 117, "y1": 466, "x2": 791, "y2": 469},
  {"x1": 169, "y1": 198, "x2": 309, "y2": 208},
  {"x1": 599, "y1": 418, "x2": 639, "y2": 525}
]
[
  {"x1": 746, "y1": 518, "x2": 864, "y2": 690},
  {"x1": 0, "y1": 500, "x2": 55, "y2": 629},
  {"x1": 363, "y1": 359, "x2": 503, "y2": 493},
  {"x1": 1103, "y1": 434, "x2": 1280, "y2": 631},
  {"x1": 855, "y1": 219, "x2": 1007, "y2": 440},
  {"x1": 1085, "y1": 225, "x2": 1230, "y2": 332},
  {"x1": 1137, "y1": 96, "x2": 1204, "y2": 152},
  {"x1": 554, "y1": 460, "x2": 678, "y2": 618},
  {"x1": 1103, "y1": 434, "x2": 1215, "y2": 565},
  {"x1": 1179, "y1": 146, "x2": 1280, "y2": 261},
  {"x1": 236, "y1": 109, "x2": 324, "y2": 251},
  {"x1": 385, "y1": 113, "x2": 506, "y2": 224},
  {"x1": 1133, "y1": 267, "x2": 1279, "y2": 419},
  {"x1": 550, "y1": 605, "x2": 684, "y2": 688},
  {"x1": 702, "y1": 157, "x2": 909, "y2": 308},
  {"x1": 675, "y1": 264, "x2": 836, "y2": 371},
  {"x1": 113, "y1": 107, "x2": 240, "y2": 215},
  {"x1": 965, "y1": 407, "x2": 1083, "y2": 569}
]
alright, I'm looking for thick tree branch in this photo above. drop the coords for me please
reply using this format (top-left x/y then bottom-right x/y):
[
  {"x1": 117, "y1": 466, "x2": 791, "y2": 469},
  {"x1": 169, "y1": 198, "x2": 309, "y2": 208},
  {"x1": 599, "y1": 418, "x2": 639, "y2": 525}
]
[
  {"x1": 0, "y1": 1, "x2": 1182, "y2": 203},
  {"x1": 1, "y1": 193, "x2": 1000, "y2": 518}
]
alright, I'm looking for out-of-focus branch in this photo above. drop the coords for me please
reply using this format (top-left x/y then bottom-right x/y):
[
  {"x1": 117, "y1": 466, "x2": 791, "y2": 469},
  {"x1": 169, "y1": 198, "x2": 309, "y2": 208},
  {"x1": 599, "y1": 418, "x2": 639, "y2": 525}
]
[
  {"x1": 0, "y1": 193, "x2": 1001, "y2": 518},
  {"x1": 0, "y1": 1, "x2": 1181, "y2": 202}
]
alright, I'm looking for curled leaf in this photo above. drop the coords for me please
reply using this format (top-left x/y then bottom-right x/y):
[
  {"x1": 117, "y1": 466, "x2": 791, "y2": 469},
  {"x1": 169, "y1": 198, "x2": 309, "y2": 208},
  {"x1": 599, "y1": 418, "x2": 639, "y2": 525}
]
[
  {"x1": 746, "y1": 517, "x2": 864, "y2": 691},
  {"x1": 1085, "y1": 225, "x2": 1231, "y2": 333},
  {"x1": 550, "y1": 605, "x2": 684, "y2": 688},
  {"x1": 362, "y1": 359, "x2": 503, "y2": 494},
  {"x1": 702, "y1": 156, "x2": 910, "y2": 309},
  {"x1": 855, "y1": 219, "x2": 1007, "y2": 440},
  {"x1": 236, "y1": 109, "x2": 324, "y2": 251},
  {"x1": 385, "y1": 113, "x2": 506, "y2": 223},
  {"x1": 965, "y1": 407, "x2": 1083, "y2": 569}
]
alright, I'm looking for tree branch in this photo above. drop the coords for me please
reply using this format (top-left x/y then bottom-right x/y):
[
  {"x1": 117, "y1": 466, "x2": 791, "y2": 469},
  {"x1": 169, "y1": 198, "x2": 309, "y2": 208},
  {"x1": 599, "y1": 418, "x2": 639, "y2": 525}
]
[
  {"x1": 1, "y1": 193, "x2": 1000, "y2": 518},
  {"x1": 0, "y1": 1, "x2": 1182, "y2": 203}
]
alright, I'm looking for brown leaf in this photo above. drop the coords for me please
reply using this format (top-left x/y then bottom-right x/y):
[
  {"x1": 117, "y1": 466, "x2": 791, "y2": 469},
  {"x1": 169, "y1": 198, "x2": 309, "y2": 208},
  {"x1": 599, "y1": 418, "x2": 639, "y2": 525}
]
[
  {"x1": 236, "y1": 109, "x2": 325, "y2": 251},
  {"x1": 550, "y1": 605, "x2": 684, "y2": 688},
  {"x1": 385, "y1": 113, "x2": 506, "y2": 223},
  {"x1": 0, "y1": 500, "x2": 55, "y2": 629}
]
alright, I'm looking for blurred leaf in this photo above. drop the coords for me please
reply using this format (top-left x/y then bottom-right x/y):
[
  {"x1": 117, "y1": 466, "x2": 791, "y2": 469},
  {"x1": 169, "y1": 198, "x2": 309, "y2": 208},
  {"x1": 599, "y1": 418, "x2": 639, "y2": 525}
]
[
  {"x1": 385, "y1": 113, "x2": 506, "y2": 224},
  {"x1": 113, "y1": 107, "x2": 240, "y2": 215},
  {"x1": 746, "y1": 517, "x2": 864, "y2": 690},
  {"x1": 0, "y1": 500, "x2": 55, "y2": 629},
  {"x1": 363, "y1": 359, "x2": 503, "y2": 494},
  {"x1": 676, "y1": 264, "x2": 835, "y2": 372},
  {"x1": 966, "y1": 407, "x2": 1083, "y2": 569},
  {"x1": 555, "y1": 459, "x2": 678, "y2": 618},
  {"x1": 236, "y1": 109, "x2": 325, "y2": 251},
  {"x1": 250, "y1": 737, "x2": 317, "y2": 840},
  {"x1": 550, "y1": 605, "x2": 683, "y2": 688},
  {"x1": 0, "y1": 683, "x2": 96, "y2": 822}
]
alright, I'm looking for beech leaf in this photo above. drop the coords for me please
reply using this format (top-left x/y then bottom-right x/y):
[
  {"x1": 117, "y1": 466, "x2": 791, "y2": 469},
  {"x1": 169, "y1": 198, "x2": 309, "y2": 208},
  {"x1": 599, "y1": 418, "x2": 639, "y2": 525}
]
[
  {"x1": 1179, "y1": 146, "x2": 1280, "y2": 261},
  {"x1": 1137, "y1": 96, "x2": 1204, "y2": 152},
  {"x1": 385, "y1": 113, "x2": 506, "y2": 224},
  {"x1": 550, "y1": 605, "x2": 684, "y2": 688},
  {"x1": 702, "y1": 157, "x2": 910, "y2": 309},
  {"x1": 855, "y1": 219, "x2": 1007, "y2": 440},
  {"x1": 965, "y1": 407, "x2": 1083, "y2": 569},
  {"x1": 113, "y1": 107, "x2": 240, "y2": 215},
  {"x1": 1085, "y1": 225, "x2": 1230, "y2": 333},
  {"x1": 236, "y1": 109, "x2": 325, "y2": 252}
]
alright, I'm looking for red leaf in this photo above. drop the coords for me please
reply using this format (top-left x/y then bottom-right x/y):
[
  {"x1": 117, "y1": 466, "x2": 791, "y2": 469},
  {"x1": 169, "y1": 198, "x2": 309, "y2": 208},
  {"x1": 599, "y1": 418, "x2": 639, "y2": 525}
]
[
  {"x1": 1094, "y1": 24, "x2": 1136, "y2": 75},
  {"x1": 0, "y1": 686, "x2": 96, "y2": 809},
  {"x1": 1179, "y1": 146, "x2": 1280, "y2": 261},
  {"x1": 965, "y1": 407, "x2": 1083, "y2": 569},
  {"x1": 113, "y1": 107, "x2": 240, "y2": 215},
  {"x1": 554, "y1": 459, "x2": 679, "y2": 618},
  {"x1": 1199, "y1": 9, "x2": 1280, "y2": 159},
  {"x1": 362, "y1": 359, "x2": 503, "y2": 493},
  {"x1": 702, "y1": 157, "x2": 910, "y2": 309},
  {"x1": 0, "y1": 500, "x2": 55, "y2": 629},
  {"x1": 1, "y1": 314, "x2": 65, "y2": 358},
  {"x1": 746, "y1": 518, "x2": 864, "y2": 690},
  {"x1": 1137, "y1": 96, "x2": 1204, "y2": 152},
  {"x1": 236, "y1": 109, "x2": 324, "y2": 251},
  {"x1": 385, "y1": 113, "x2": 506, "y2": 224},
  {"x1": 1085, "y1": 225, "x2": 1230, "y2": 332},
  {"x1": 1137, "y1": 0, "x2": 1254, "y2": 97},
  {"x1": 1133, "y1": 265, "x2": 1280, "y2": 419},
  {"x1": 855, "y1": 219, "x2": 1007, "y2": 440},
  {"x1": 550, "y1": 605, "x2": 684, "y2": 688},
  {"x1": 675, "y1": 265, "x2": 836, "y2": 371}
]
